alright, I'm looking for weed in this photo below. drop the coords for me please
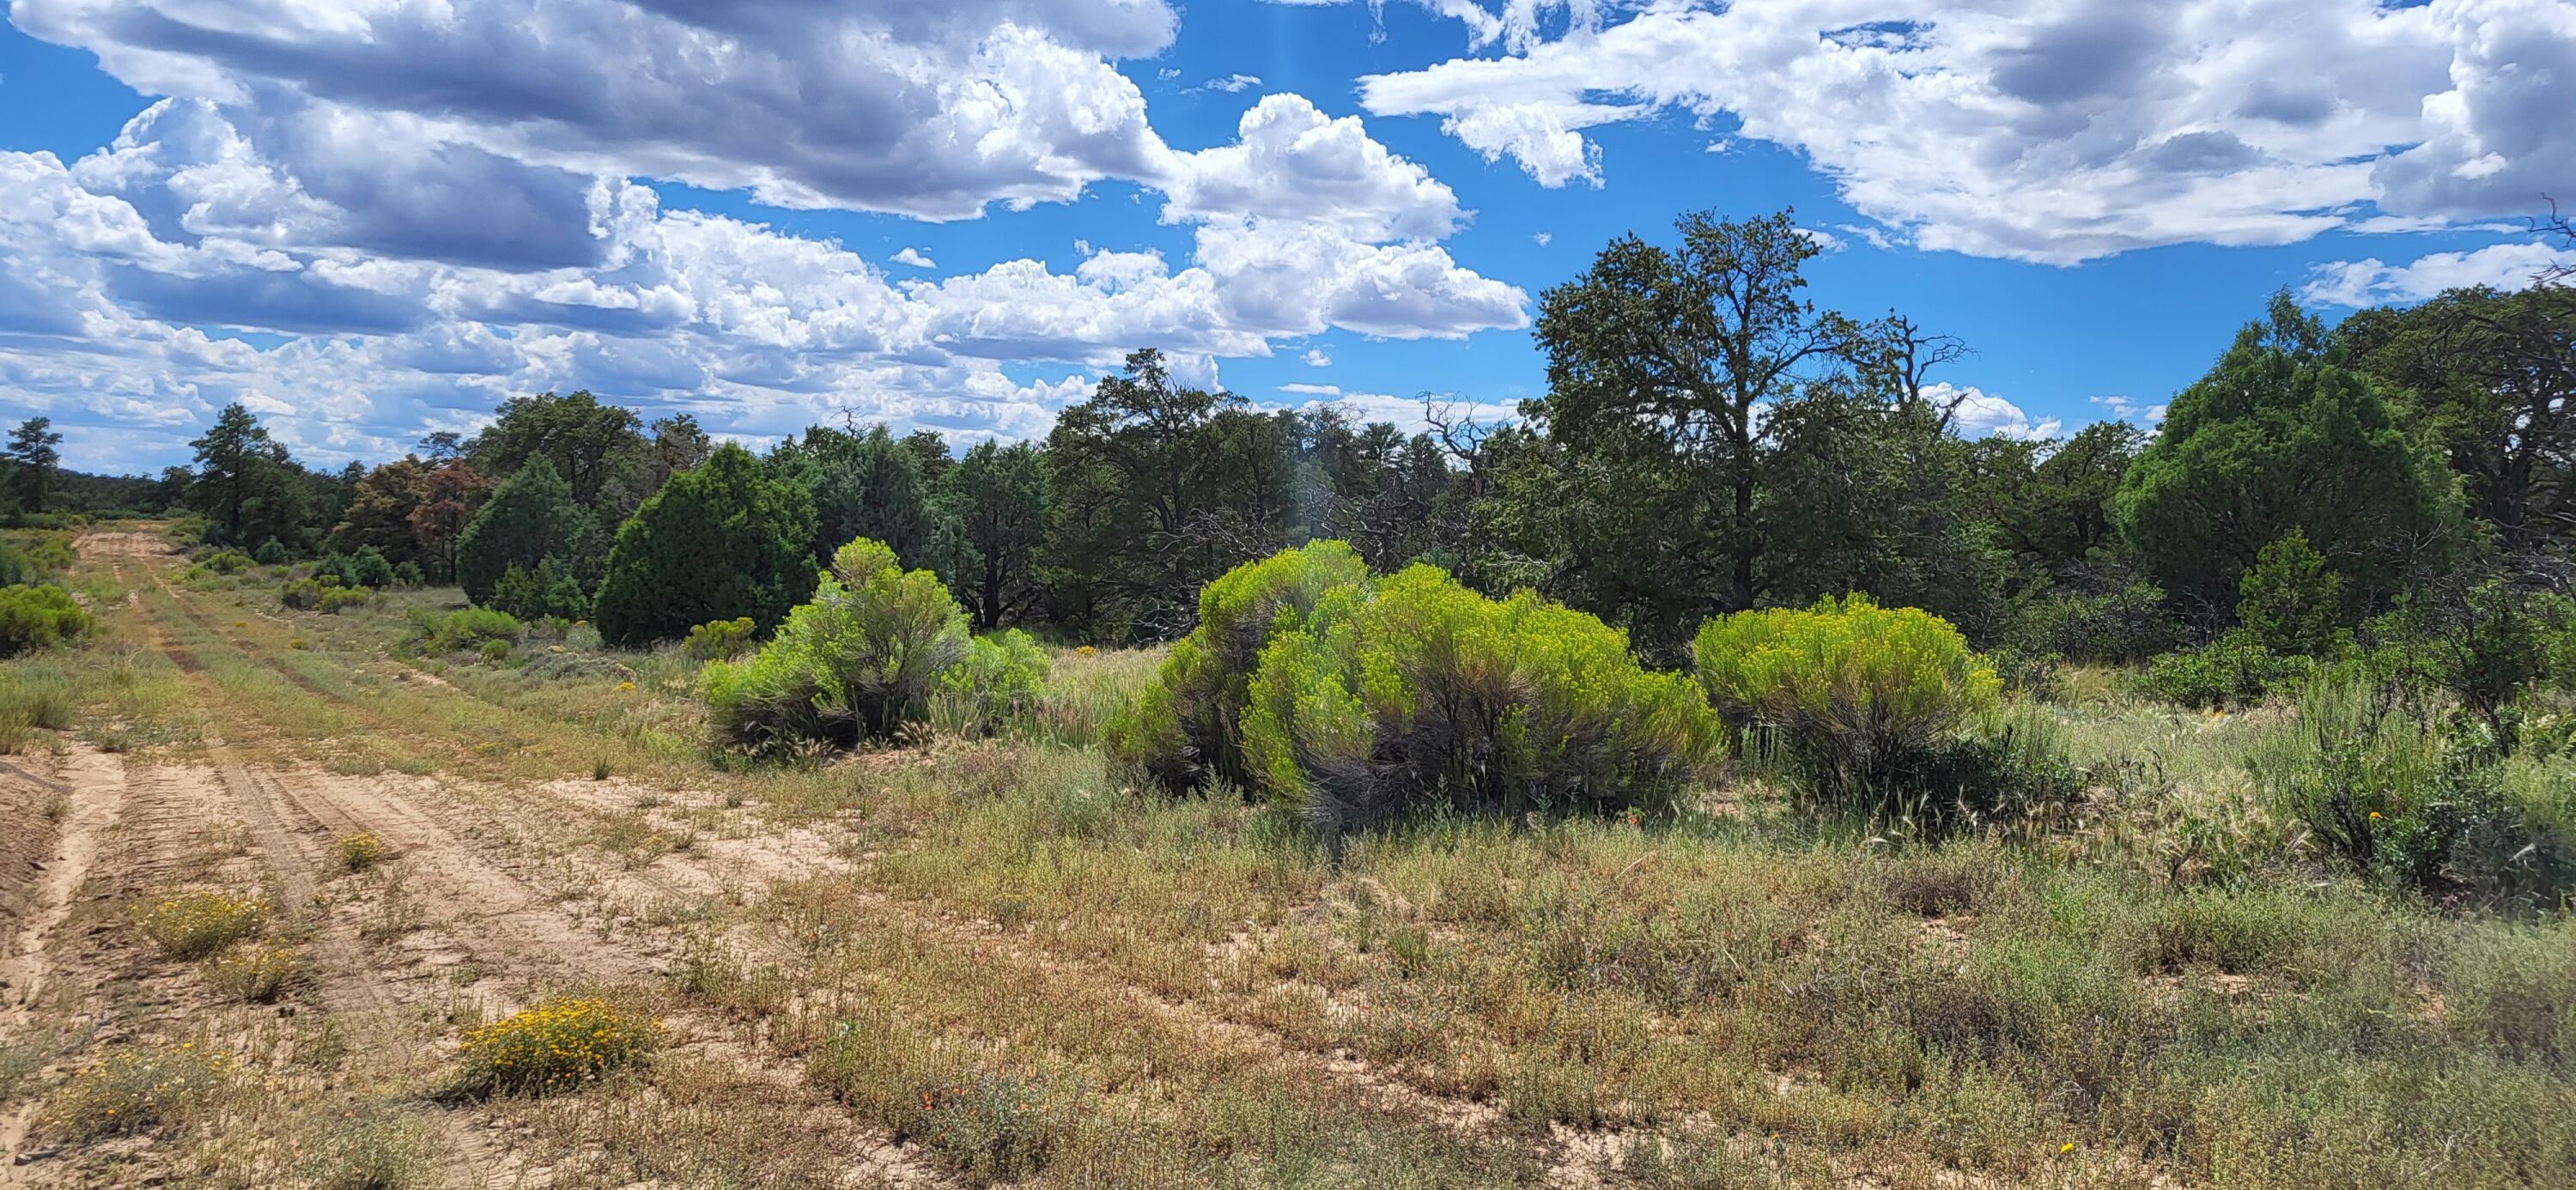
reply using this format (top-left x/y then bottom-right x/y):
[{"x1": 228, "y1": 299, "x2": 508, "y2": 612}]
[
  {"x1": 39, "y1": 1039, "x2": 238, "y2": 1142},
  {"x1": 137, "y1": 889, "x2": 269, "y2": 959},
  {"x1": 204, "y1": 942, "x2": 305, "y2": 1003},
  {"x1": 336, "y1": 831, "x2": 388, "y2": 871},
  {"x1": 459, "y1": 996, "x2": 659, "y2": 1096}
]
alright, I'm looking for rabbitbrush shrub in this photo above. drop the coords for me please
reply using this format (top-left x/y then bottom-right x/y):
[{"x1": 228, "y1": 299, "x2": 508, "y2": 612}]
[
  {"x1": 0, "y1": 584, "x2": 94, "y2": 657},
  {"x1": 700, "y1": 537, "x2": 968, "y2": 748},
  {"x1": 1105, "y1": 540, "x2": 1371, "y2": 791},
  {"x1": 459, "y1": 996, "x2": 657, "y2": 1096},
  {"x1": 1693, "y1": 594, "x2": 2007, "y2": 813},
  {"x1": 933, "y1": 628, "x2": 1052, "y2": 736},
  {"x1": 1242, "y1": 562, "x2": 1725, "y2": 839}
]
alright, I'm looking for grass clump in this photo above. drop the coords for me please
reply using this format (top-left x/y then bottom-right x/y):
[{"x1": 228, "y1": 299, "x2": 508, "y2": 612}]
[
  {"x1": 410, "y1": 606, "x2": 526, "y2": 654},
  {"x1": 137, "y1": 889, "x2": 269, "y2": 959},
  {"x1": 204, "y1": 942, "x2": 305, "y2": 1003},
  {"x1": 39, "y1": 1040, "x2": 239, "y2": 1142},
  {"x1": 459, "y1": 996, "x2": 659, "y2": 1096},
  {"x1": 335, "y1": 831, "x2": 388, "y2": 871}
]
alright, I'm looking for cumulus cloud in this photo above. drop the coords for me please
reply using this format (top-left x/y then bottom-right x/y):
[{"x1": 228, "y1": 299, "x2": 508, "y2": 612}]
[
  {"x1": 1303, "y1": 347, "x2": 1333, "y2": 367},
  {"x1": 1927, "y1": 383, "x2": 2059, "y2": 440},
  {"x1": 1355, "y1": 0, "x2": 2576, "y2": 262},
  {"x1": 1163, "y1": 94, "x2": 1466, "y2": 241},
  {"x1": 2301, "y1": 240, "x2": 2576, "y2": 307},
  {"x1": 2091, "y1": 394, "x2": 2167, "y2": 428},
  {"x1": 891, "y1": 247, "x2": 938, "y2": 269}
]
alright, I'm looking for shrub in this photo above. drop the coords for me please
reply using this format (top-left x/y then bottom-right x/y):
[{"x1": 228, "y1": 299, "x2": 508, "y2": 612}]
[
  {"x1": 491, "y1": 558, "x2": 591, "y2": 621},
  {"x1": 2236, "y1": 530, "x2": 2346, "y2": 655},
  {"x1": 204, "y1": 943, "x2": 304, "y2": 1003},
  {"x1": 933, "y1": 629, "x2": 1052, "y2": 735},
  {"x1": 392, "y1": 560, "x2": 426, "y2": 589},
  {"x1": 2132, "y1": 629, "x2": 2312, "y2": 708},
  {"x1": 700, "y1": 537, "x2": 968, "y2": 749},
  {"x1": 39, "y1": 1041, "x2": 239, "y2": 1142},
  {"x1": 682, "y1": 616, "x2": 758, "y2": 662},
  {"x1": 479, "y1": 638, "x2": 512, "y2": 663},
  {"x1": 411, "y1": 606, "x2": 526, "y2": 655},
  {"x1": 455, "y1": 458, "x2": 606, "y2": 606},
  {"x1": 1243, "y1": 562, "x2": 1726, "y2": 839},
  {"x1": 0, "y1": 667, "x2": 75, "y2": 733},
  {"x1": 195, "y1": 549, "x2": 254, "y2": 575},
  {"x1": 592, "y1": 444, "x2": 816, "y2": 647},
  {"x1": 2002, "y1": 580, "x2": 2184, "y2": 664},
  {"x1": 459, "y1": 996, "x2": 657, "y2": 1095},
  {"x1": 1104, "y1": 540, "x2": 1371, "y2": 791},
  {"x1": 318, "y1": 586, "x2": 374, "y2": 615},
  {"x1": 1694, "y1": 594, "x2": 1999, "y2": 808},
  {"x1": 0, "y1": 584, "x2": 94, "y2": 657},
  {"x1": 137, "y1": 890, "x2": 269, "y2": 959},
  {"x1": 281, "y1": 575, "x2": 327, "y2": 610},
  {"x1": 337, "y1": 832, "x2": 386, "y2": 871},
  {"x1": 315, "y1": 548, "x2": 397, "y2": 591},
  {"x1": 253, "y1": 538, "x2": 290, "y2": 566}
]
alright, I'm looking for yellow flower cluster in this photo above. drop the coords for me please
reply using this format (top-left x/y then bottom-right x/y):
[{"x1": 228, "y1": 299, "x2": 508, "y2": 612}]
[
  {"x1": 337, "y1": 831, "x2": 387, "y2": 871},
  {"x1": 460, "y1": 996, "x2": 656, "y2": 1095},
  {"x1": 137, "y1": 890, "x2": 270, "y2": 960}
]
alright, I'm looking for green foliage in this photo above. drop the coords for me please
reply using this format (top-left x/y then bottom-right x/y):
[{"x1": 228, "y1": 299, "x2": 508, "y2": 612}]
[
  {"x1": 454, "y1": 457, "x2": 606, "y2": 605},
  {"x1": 411, "y1": 606, "x2": 526, "y2": 653},
  {"x1": 1693, "y1": 594, "x2": 2003, "y2": 814},
  {"x1": 311, "y1": 547, "x2": 397, "y2": 591},
  {"x1": 2132, "y1": 629, "x2": 2313, "y2": 709},
  {"x1": 934, "y1": 440, "x2": 1051, "y2": 631},
  {"x1": 700, "y1": 537, "x2": 969, "y2": 749},
  {"x1": 490, "y1": 558, "x2": 591, "y2": 621},
  {"x1": 1104, "y1": 540, "x2": 1373, "y2": 791},
  {"x1": 933, "y1": 629, "x2": 1053, "y2": 735},
  {"x1": 0, "y1": 584, "x2": 94, "y2": 657},
  {"x1": 2236, "y1": 531, "x2": 2345, "y2": 655},
  {"x1": 253, "y1": 538, "x2": 290, "y2": 566},
  {"x1": 682, "y1": 616, "x2": 758, "y2": 662},
  {"x1": 195, "y1": 549, "x2": 254, "y2": 576},
  {"x1": 2116, "y1": 292, "x2": 2469, "y2": 618},
  {"x1": 592, "y1": 444, "x2": 816, "y2": 647},
  {"x1": 2387, "y1": 579, "x2": 2576, "y2": 744},
  {"x1": 2002, "y1": 580, "x2": 2183, "y2": 664},
  {"x1": 786, "y1": 425, "x2": 933, "y2": 569},
  {"x1": 1241, "y1": 562, "x2": 1727, "y2": 839}
]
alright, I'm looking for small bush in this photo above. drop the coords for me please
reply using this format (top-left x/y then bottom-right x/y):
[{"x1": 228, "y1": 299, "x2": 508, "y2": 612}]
[
  {"x1": 253, "y1": 538, "x2": 291, "y2": 566},
  {"x1": 1105, "y1": 540, "x2": 1371, "y2": 791},
  {"x1": 391, "y1": 560, "x2": 426, "y2": 589},
  {"x1": 318, "y1": 585, "x2": 375, "y2": 615},
  {"x1": 39, "y1": 1040, "x2": 239, "y2": 1142},
  {"x1": 492, "y1": 557, "x2": 592, "y2": 621},
  {"x1": 204, "y1": 942, "x2": 304, "y2": 1003},
  {"x1": 2132, "y1": 628, "x2": 2312, "y2": 709},
  {"x1": 413, "y1": 606, "x2": 526, "y2": 653},
  {"x1": 682, "y1": 616, "x2": 758, "y2": 662},
  {"x1": 2003, "y1": 580, "x2": 2184, "y2": 664},
  {"x1": 0, "y1": 584, "x2": 94, "y2": 657},
  {"x1": 479, "y1": 638, "x2": 512, "y2": 663},
  {"x1": 2236, "y1": 531, "x2": 2345, "y2": 655},
  {"x1": 0, "y1": 668, "x2": 75, "y2": 732},
  {"x1": 314, "y1": 548, "x2": 398, "y2": 591},
  {"x1": 1244, "y1": 562, "x2": 1726, "y2": 838},
  {"x1": 137, "y1": 890, "x2": 269, "y2": 959},
  {"x1": 933, "y1": 629, "x2": 1052, "y2": 736},
  {"x1": 1694, "y1": 594, "x2": 1999, "y2": 809},
  {"x1": 700, "y1": 537, "x2": 968, "y2": 749},
  {"x1": 280, "y1": 576, "x2": 326, "y2": 610},
  {"x1": 194, "y1": 549, "x2": 254, "y2": 575},
  {"x1": 459, "y1": 996, "x2": 658, "y2": 1095},
  {"x1": 336, "y1": 832, "x2": 386, "y2": 871}
]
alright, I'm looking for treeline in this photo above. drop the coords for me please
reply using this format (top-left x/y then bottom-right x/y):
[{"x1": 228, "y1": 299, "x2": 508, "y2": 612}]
[{"x1": 150, "y1": 208, "x2": 2573, "y2": 673}]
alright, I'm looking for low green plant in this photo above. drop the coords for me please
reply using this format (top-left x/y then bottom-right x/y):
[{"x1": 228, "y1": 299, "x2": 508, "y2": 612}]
[
  {"x1": 491, "y1": 557, "x2": 592, "y2": 621},
  {"x1": 39, "y1": 1040, "x2": 239, "y2": 1142},
  {"x1": 2132, "y1": 628, "x2": 2312, "y2": 708},
  {"x1": 137, "y1": 889, "x2": 269, "y2": 959},
  {"x1": 204, "y1": 942, "x2": 304, "y2": 1003},
  {"x1": 253, "y1": 538, "x2": 291, "y2": 566},
  {"x1": 1694, "y1": 593, "x2": 2002, "y2": 815},
  {"x1": 933, "y1": 628, "x2": 1052, "y2": 736},
  {"x1": 336, "y1": 832, "x2": 387, "y2": 871},
  {"x1": 459, "y1": 996, "x2": 658, "y2": 1096},
  {"x1": 0, "y1": 584, "x2": 94, "y2": 657},
  {"x1": 411, "y1": 606, "x2": 526, "y2": 653},
  {"x1": 700, "y1": 537, "x2": 968, "y2": 749},
  {"x1": 683, "y1": 616, "x2": 759, "y2": 662}
]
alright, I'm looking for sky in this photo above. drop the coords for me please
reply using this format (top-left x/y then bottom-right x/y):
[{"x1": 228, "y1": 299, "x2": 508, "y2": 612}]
[{"x1": 0, "y1": 0, "x2": 2571, "y2": 476}]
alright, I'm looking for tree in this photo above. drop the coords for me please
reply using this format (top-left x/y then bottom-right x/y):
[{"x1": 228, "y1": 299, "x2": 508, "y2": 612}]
[
  {"x1": 2342, "y1": 285, "x2": 2576, "y2": 551},
  {"x1": 5, "y1": 418, "x2": 64, "y2": 514},
  {"x1": 938, "y1": 440, "x2": 1052, "y2": 630},
  {"x1": 592, "y1": 445, "x2": 817, "y2": 647},
  {"x1": 453, "y1": 458, "x2": 606, "y2": 605},
  {"x1": 187, "y1": 404, "x2": 308, "y2": 549},
  {"x1": 2116, "y1": 293, "x2": 2470, "y2": 623},
  {"x1": 2236, "y1": 531, "x2": 2345, "y2": 655},
  {"x1": 786, "y1": 426, "x2": 933, "y2": 569},
  {"x1": 466, "y1": 391, "x2": 646, "y2": 511},
  {"x1": 329, "y1": 458, "x2": 431, "y2": 565},
  {"x1": 1044, "y1": 349, "x2": 1297, "y2": 641},
  {"x1": 408, "y1": 461, "x2": 493, "y2": 583}
]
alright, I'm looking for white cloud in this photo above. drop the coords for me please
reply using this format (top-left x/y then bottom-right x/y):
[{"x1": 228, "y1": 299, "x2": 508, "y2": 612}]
[
  {"x1": 1190, "y1": 73, "x2": 1263, "y2": 94},
  {"x1": 1357, "y1": 0, "x2": 2576, "y2": 263},
  {"x1": 1279, "y1": 382, "x2": 1344, "y2": 397},
  {"x1": 1162, "y1": 94, "x2": 1466, "y2": 242},
  {"x1": 2091, "y1": 394, "x2": 2167, "y2": 428},
  {"x1": 2301, "y1": 240, "x2": 2576, "y2": 307},
  {"x1": 1531, "y1": 231, "x2": 1552, "y2": 247},
  {"x1": 1302, "y1": 347, "x2": 1333, "y2": 367},
  {"x1": 1928, "y1": 383, "x2": 2060, "y2": 441},
  {"x1": 891, "y1": 247, "x2": 938, "y2": 269}
]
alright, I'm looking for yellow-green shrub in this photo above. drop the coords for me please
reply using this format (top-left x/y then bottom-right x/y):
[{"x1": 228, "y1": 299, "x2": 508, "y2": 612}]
[
  {"x1": 1693, "y1": 594, "x2": 2003, "y2": 805},
  {"x1": 39, "y1": 1041, "x2": 238, "y2": 1141},
  {"x1": 700, "y1": 537, "x2": 967, "y2": 749},
  {"x1": 1242, "y1": 563, "x2": 1724, "y2": 838},
  {"x1": 933, "y1": 628, "x2": 1052, "y2": 736},
  {"x1": 204, "y1": 942, "x2": 304, "y2": 1003},
  {"x1": 459, "y1": 996, "x2": 658, "y2": 1095},
  {"x1": 336, "y1": 832, "x2": 387, "y2": 871},
  {"x1": 1105, "y1": 540, "x2": 1371, "y2": 790},
  {"x1": 682, "y1": 616, "x2": 757, "y2": 662},
  {"x1": 137, "y1": 890, "x2": 269, "y2": 959}
]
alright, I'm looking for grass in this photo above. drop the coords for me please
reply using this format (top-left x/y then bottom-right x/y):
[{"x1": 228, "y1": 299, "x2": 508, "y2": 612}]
[
  {"x1": 39, "y1": 1038, "x2": 241, "y2": 1143},
  {"x1": 137, "y1": 889, "x2": 270, "y2": 959},
  {"x1": 26, "y1": 541, "x2": 2571, "y2": 1189}
]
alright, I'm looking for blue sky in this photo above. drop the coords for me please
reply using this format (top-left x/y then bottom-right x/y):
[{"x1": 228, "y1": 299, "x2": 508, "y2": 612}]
[{"x1": 2, "y1": 0, "x2": 2570, "y2": 474}]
